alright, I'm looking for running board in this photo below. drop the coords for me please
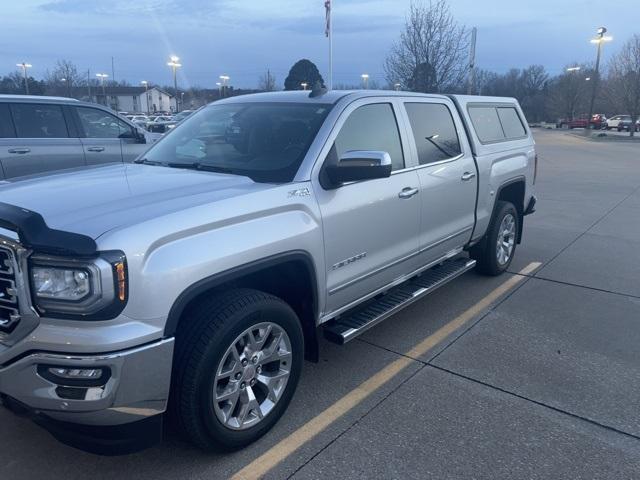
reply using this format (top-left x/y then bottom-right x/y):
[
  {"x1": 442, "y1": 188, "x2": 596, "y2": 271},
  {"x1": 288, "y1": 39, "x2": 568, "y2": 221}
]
[{"x1": 323, "y1": 257, "x2": 476, "y2": 345}]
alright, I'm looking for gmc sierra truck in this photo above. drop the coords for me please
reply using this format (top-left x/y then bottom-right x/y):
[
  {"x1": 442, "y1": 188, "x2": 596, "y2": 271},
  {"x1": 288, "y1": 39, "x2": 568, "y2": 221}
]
[{"x1": 0, "y1": 89, "x2": 536, "y2": 454}]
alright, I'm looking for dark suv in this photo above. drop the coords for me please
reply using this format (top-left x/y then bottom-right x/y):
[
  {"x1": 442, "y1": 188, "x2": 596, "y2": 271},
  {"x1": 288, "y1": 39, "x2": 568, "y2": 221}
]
[{"x1": 0, "y1": 95, "x2": 159, "y2": 179}]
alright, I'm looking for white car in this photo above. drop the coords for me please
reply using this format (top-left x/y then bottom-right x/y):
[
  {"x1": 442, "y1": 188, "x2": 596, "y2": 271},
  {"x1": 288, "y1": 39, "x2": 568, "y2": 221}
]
[{"x1": 606, "y1": 115, "x2": 630, "y2": 130}]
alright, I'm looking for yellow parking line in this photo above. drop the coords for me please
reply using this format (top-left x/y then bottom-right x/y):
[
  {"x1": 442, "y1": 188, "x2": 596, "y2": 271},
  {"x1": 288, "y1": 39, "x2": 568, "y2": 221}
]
[{"x1": 231, "y1": 262, "x2": 542, "y2": 480}]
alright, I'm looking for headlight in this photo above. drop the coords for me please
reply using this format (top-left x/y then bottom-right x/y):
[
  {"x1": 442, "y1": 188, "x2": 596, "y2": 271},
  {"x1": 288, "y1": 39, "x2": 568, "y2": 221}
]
[
  {"x1": 31, "y1": 267, "x2": 91, "y2": 301},
  {"x1": 29, "y1": 251, "x2": 127, "y2": 320}
]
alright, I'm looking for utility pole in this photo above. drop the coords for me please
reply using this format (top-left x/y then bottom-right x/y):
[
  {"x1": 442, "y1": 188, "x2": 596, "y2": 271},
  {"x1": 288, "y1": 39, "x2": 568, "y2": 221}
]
[
  {"x1": 87, "y1": 69, "x2": 91, "y2": 99},
  {"x1": 467, "y1": 27, "x2": 477, "y2": 95},
  {"x1": 111, "y1": 56, "x2": 116, "y2": 84}
]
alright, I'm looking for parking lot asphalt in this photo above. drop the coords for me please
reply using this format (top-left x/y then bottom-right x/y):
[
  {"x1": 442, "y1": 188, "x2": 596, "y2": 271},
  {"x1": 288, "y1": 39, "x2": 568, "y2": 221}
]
[{"x1": 1, "y1": 130, "x2": 639, "y2": 479}]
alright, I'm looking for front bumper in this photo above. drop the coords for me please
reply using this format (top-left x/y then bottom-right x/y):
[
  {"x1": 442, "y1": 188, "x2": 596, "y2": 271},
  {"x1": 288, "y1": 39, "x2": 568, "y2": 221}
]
[{"x1": 0, "y1": 337, "x2": 174, "y2": 454}]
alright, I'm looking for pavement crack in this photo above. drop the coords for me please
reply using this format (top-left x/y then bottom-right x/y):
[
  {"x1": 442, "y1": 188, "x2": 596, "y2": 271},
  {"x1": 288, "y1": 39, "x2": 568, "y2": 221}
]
[
  {"x1": 528, "y1": 275, "x2": 640, "y2": 299},
  {"x1": 428, "y1": 364, "x2": 640, "y2": 443}
]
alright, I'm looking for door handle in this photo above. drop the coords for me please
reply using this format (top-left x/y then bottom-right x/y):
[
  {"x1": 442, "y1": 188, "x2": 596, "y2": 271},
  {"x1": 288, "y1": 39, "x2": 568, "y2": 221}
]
[
  {"x1": 87, "y1": 146, "x2": 106, "y2": 152},
  {"x1": 398, "y1": 187, "x2": 419, "y2": 199},
  {"x1": 461, "y1": 171, "x2": 476, "y2": 181},
  {"x1": 8, "y1": 148, "x2": 30, "y2": 154}
]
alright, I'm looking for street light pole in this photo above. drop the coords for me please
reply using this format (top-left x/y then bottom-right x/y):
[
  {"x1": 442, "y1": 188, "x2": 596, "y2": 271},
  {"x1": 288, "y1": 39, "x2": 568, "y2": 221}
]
[
  {"x1": 586, "y1": 27, "x2": 612, "y2": 135},
  {"x1": 141, "y1": 81, "x2": 149, "y2": 113},
  {"x1": 16, "y1": 62, "x2": 32, "y2": 94},
  {"x1": 167, "y1": 56, "x2": 182, "y2": 113},
  {"x1": 96, "y1": 73, "x2": 108, "y2": 106},
  {"x1": 361, "y1": 73, "x2": 369, "y2": 89},
  {"x1": 219, "y1": 75, "x2": 230, "y2": 98}
]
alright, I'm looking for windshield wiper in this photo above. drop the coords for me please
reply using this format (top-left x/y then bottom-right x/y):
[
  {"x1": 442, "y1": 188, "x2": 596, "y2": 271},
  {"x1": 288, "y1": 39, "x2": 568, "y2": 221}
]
[
  {"x1": 167, "y1": 162, "x2": 236, "y2": 175},
  {"x1": 134, "y1": 158, "x2": 163, "y2": 166}
]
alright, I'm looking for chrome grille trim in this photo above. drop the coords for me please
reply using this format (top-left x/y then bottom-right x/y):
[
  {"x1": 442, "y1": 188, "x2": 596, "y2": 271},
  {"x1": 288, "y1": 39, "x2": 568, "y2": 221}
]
[{"x1": 0, "y1": 245, "x2": 21, "y2": 332}]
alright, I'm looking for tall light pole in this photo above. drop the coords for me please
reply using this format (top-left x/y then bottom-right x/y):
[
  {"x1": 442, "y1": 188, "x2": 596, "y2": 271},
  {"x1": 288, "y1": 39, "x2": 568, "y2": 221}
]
[
  {"x1": 301, "y1": 82, "x2": 308, "y2": 90},
  {"x1": 96, "y1": 73, "x2": 108, "y2": 106},
  {"x1": 361, "y1": 73, "x2": 369, "y2": 89},
  {"x1": 141, "y1": 80, "x2": 150, "y2": 113},
  {"x1": 16, "y1": 62, "x2": 32, "y2": 94},
  {"x1": 394, "y1": 83, "x2": 401, "y2": 91},
  {"x1": 216, "y1": 82, "x2": 222, "y2": 99},
  {"x1": 60, "y1": 77, "x2": 71, "y2": 97},
  {"x1": 585, "y1": 27, "x2": 612, "y2": 134},
  {"x1": 167, "y1": 55, "x2": 181, "y2": 112},
  {"x1": 219, "y1": 75, "x2": 230, "y2": 98}
]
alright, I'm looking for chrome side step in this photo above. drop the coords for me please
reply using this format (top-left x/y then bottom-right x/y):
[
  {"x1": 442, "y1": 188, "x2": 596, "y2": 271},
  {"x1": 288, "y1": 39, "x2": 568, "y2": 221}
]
[{"x1": 323, "y1": 257, "x2": 476, "y2": 345}]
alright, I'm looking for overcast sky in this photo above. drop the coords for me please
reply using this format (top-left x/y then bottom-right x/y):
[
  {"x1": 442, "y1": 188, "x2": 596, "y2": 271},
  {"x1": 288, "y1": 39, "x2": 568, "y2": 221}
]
[{"x1": 2, "y1": 0, "x2": 637, "y2": 89}]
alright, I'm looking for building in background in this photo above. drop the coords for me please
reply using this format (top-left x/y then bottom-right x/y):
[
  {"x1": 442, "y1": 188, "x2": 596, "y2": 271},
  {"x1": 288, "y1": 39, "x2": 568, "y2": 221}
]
[{"x1": 61, "y1": 86, "x2": 176, "y2": 113}]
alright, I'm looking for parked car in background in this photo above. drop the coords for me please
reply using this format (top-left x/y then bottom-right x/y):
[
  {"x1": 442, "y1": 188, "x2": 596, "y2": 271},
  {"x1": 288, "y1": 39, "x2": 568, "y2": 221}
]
[
  {"x1": 0, "y1": 90, "x2": 536, "y2": 454},
  {"x1": 0, "y1": 95, "x2": 159, "y2": 179},
  {"x1": 617, "y1": 117, "x2": 639, "y2": 132},
  {"x1": 567, "y1": 117, "x2": 589, "y2": 129},
  {"x1": 147, "y1": 110, "x2": 195, "y2": 134},
  {"x1": 590, "y1": 114, "x2": 607, "y2": 129},
  {"x1": 605, "y1": 115, "x2": 630, "y2": 130}
]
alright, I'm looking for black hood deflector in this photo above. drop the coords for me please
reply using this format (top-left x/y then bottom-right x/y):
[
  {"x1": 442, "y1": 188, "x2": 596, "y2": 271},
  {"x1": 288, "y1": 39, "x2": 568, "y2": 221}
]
[{"x1": 0, "y1": 202, "x2": 97, "y2": 256}]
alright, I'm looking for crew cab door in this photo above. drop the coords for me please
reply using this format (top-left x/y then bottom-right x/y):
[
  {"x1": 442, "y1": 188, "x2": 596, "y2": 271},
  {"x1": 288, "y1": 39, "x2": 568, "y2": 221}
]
[
  {"x1": 314, "y1": 100, "x2": 421, "y2": 313},
  {"x1": 400, "y1": 99, "x2": 476, "y2": 263}
]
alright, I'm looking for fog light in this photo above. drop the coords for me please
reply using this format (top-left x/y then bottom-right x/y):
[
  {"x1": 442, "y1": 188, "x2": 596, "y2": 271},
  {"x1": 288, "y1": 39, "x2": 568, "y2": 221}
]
[
  {"x1": 37, "y1": 365, "x2": 110, "y2": 387},
  {"x1": 48, "y1": 367, "x2": 103, "y2": 380}
]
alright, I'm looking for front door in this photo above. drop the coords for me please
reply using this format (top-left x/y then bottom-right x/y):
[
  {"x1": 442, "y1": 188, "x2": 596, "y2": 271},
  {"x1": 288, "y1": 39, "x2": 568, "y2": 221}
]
[
  {"x1": 315, "y1": 101, "x2": 421, "y2": 314},
  {"x1": 74, "y1": 106, "x2": 125, "y2": 165}
]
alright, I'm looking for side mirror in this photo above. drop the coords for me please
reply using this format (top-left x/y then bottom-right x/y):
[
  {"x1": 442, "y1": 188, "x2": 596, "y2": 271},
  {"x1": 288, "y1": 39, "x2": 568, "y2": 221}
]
[{"x1": 325, "y1": 151, "x2": 392, "y2": 186}]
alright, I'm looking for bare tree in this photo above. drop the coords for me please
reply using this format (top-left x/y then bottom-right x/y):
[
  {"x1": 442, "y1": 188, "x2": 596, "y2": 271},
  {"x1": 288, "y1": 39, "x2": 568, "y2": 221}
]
[
  {"x1": 547, "y1": 63, "x2": 591, "y2": 122},
  {"x1": 384, "y1": 0, "x2": 469, "y2": 93},
  {"x1": 607, "y1": 35, "x2": 640, "y2": 136},
  {"x1": 258, "y1": 69, "x2": 277, "y2": 91}
]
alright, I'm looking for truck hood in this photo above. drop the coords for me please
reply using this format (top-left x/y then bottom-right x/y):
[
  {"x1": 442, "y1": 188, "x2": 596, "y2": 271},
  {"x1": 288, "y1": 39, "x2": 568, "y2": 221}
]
[{"x1": 0, "y1": 164, "x2": 271, "y2": 239}]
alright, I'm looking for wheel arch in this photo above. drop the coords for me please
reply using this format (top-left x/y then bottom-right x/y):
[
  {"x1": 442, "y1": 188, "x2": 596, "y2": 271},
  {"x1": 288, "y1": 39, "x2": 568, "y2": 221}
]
[
  {"x1": 164, "y1": 250, "x2": 320, "y2": 362},
  {"x1": 494, "y1": 176, "x2": 525, "y2": 243}
]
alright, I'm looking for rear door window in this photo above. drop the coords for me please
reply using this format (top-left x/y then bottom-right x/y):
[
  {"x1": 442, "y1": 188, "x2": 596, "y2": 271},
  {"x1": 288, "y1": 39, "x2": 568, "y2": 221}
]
[
  {"x1": 10, "y1": 103, "x2": 69, "y2": 138},
  {"x1": 468, "y1": 106, "x2": 504, "y2": 143},
  {"x1": 405, "y1": 102, "x2": 462, "y2": 165},
  {"x1": 497, "y1": 107, "x2": 526, "y2": 139},
  {"x1": 0, "y1": 104, "x2": 16, "y2": 138}
]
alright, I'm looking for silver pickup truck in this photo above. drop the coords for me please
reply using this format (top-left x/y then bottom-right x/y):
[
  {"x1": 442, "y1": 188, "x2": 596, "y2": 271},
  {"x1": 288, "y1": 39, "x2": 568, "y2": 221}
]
[{"x1": 0, "y1": 89, "x2": 536, "y2": 454}]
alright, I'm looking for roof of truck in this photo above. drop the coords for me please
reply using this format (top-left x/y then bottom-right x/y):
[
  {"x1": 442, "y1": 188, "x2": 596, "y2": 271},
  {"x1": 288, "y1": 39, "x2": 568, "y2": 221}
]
[{"x1": 213, "y1": 89, "x2": 454, "y2": 105}]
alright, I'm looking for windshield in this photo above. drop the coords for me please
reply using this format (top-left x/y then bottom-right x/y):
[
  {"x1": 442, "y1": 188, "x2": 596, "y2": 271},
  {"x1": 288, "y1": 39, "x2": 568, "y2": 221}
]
[{"x1": 144, "y1": 102, "x2": 332, "y2": 183}]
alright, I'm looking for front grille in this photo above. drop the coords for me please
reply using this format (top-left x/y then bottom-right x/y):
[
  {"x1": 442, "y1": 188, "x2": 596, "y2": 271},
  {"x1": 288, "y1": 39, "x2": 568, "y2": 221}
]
[{"x1": 0, "y1": 246, "x2": 20, "y2": 333}]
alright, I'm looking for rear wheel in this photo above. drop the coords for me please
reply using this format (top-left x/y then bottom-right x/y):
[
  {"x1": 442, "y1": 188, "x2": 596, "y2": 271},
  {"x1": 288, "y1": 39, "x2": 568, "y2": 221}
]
[
  {"x1": 171, "y1": 288, "x2": 304, "y2": 451},
  {"x1": 471, "y1": 201, "x2": 518, "y2": 276}
]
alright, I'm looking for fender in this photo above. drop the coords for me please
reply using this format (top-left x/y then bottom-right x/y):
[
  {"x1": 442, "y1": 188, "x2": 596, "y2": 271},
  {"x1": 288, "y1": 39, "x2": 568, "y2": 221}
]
[
  {"x1": 163, "y1": 250, "x2": 320, "y2": 361},
  {"x1": 470, "y1": 176, "x2": 526, "y2": 249}
]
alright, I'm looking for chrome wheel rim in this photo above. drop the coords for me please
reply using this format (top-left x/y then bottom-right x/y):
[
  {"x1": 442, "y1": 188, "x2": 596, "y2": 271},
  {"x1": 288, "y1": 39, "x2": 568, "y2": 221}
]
[
  {"x1": 496, "y1": 213, "x2": 516, "y2": 266},
  {"x1": 213, "y1": 322, "x2": 292, "y2": 431}
]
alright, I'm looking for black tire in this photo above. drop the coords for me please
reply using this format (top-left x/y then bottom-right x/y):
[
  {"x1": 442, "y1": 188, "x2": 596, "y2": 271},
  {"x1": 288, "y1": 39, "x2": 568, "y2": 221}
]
[
  {"x1": 170, "y1": 288, "x2": 304, "y2": 451},
  {"x1": 471, "y1": 201, "x2": 519, "y2": 276}
]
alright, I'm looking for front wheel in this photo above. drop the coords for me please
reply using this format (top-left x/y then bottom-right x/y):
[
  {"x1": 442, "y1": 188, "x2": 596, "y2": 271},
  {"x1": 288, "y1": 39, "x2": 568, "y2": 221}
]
[
  {"x1": 171, "y1": 288, "x2": 304, "y2": 451},
  {"x1": 471, "y1": 201, "x2": 519, "y2": 276}
]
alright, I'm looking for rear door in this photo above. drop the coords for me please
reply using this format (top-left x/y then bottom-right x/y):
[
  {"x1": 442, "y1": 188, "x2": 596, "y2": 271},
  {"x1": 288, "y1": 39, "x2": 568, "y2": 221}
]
[
  {"x1": 73, "y1": 106, "x2": 125, "y2": 165},
  {"x1": 400, "y1": 99, "x2": 477, "y2": 264},
  {"x1": 1, "y1": 102, "x2": 85, "y2": 179}
]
